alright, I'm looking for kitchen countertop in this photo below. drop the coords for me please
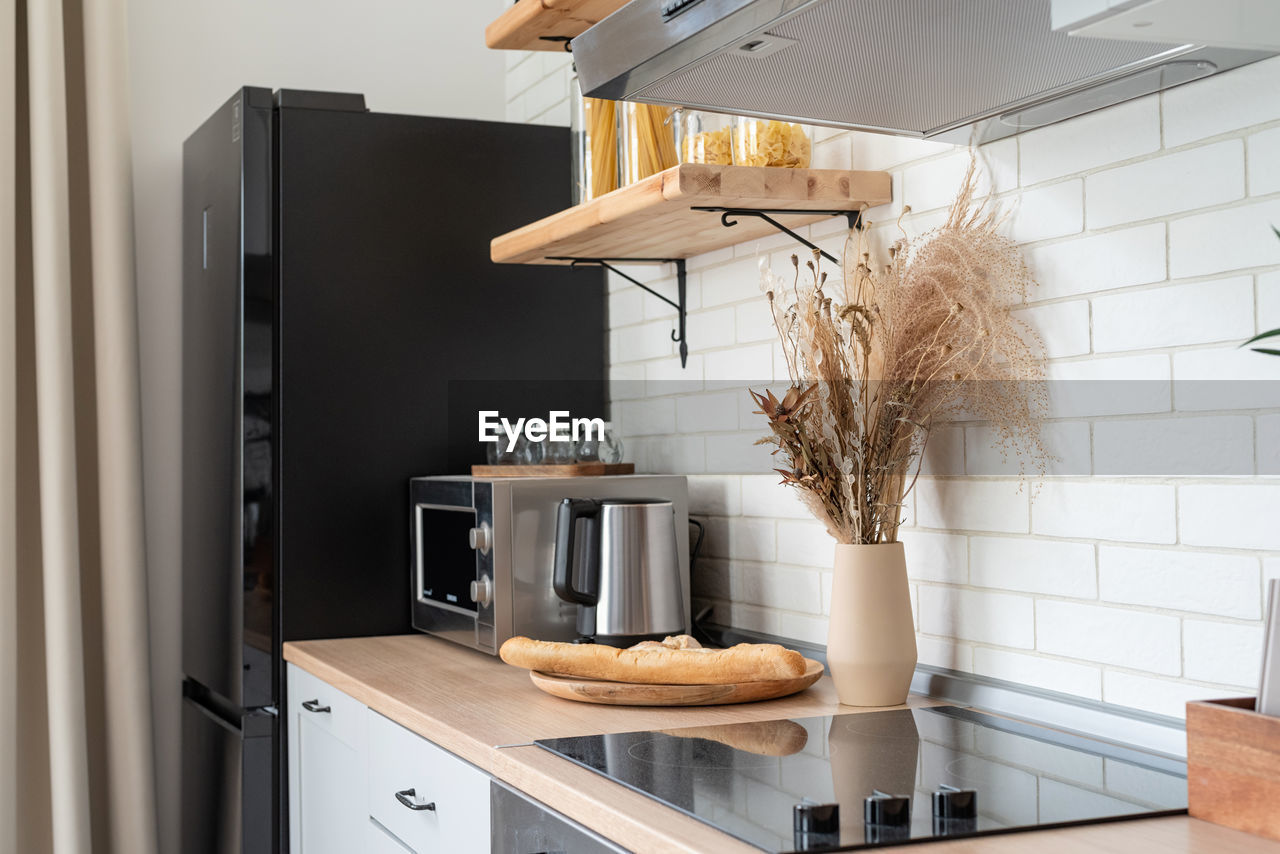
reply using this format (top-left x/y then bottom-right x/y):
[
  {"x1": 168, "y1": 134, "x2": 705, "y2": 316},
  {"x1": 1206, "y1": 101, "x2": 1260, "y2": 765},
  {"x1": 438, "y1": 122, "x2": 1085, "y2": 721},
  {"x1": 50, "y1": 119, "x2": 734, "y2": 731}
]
[{"x1": 283, "y1": 634, "x2": 1279, "y2": 853}]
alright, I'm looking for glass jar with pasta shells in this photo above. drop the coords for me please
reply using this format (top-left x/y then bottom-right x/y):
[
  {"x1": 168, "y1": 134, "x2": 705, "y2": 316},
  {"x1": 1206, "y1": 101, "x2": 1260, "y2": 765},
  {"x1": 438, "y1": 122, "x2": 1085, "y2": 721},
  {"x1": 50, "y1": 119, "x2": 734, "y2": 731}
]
[
  {"x1": 673, "y1": 109, "x2": 734, "y2": 166},
  {"x1": 569, "y1": 69, "x2": 618, "y2": 204},
  {"x1": 731, "y1": 117, "x2": 815, "y2": 168},
  {"x1": 618, "y1": 101, "x2": 680, "y2": 186}
]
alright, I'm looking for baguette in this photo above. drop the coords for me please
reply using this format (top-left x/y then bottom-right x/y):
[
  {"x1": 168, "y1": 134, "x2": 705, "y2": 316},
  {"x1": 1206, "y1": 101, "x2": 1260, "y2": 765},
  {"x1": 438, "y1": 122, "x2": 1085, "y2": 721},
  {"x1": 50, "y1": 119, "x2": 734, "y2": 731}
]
[{"x1": 498, "y1": 636, "x2": 806, "y2": 685}]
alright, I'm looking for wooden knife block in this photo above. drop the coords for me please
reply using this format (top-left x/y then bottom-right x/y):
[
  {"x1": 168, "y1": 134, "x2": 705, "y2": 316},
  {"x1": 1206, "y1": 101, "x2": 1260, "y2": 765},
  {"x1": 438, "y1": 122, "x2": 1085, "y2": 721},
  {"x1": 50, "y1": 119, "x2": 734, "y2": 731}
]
[{"x1": 1186, "y1": 697, "x2": 1280, "y2": 841}]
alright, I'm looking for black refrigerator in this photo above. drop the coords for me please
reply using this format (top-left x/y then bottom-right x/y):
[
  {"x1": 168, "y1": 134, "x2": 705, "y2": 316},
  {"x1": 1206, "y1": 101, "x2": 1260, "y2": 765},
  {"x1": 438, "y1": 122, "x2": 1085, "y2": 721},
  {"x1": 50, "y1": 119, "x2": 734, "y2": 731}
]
[{"x1": 180, "y1": 87, "x2": 604, "y2": 854}]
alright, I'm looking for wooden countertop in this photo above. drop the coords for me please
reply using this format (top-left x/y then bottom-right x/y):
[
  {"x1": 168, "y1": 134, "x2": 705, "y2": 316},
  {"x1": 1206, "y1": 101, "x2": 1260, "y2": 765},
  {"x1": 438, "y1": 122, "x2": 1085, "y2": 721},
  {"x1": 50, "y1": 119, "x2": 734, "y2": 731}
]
[{"x1": 283, "y1": 634, "x2": 1279, "y2": 854}]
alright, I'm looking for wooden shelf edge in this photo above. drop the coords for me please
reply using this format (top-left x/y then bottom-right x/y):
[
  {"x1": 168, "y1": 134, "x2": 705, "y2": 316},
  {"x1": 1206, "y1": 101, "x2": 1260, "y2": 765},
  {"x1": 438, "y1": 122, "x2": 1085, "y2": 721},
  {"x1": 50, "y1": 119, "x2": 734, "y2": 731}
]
[
  {"x1": 485, "y1": 0, "x2": 630, "y2": 52},
  {"x1": 490, "y1": 164, "x2": 893, "y2": 265}
]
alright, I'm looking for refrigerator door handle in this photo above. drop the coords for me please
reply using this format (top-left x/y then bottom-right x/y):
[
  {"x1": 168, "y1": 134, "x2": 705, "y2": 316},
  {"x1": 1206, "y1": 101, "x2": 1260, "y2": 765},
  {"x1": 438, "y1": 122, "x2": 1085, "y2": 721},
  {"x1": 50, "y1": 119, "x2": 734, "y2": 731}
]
[{"x1": 300, "y1": 699, "x2": 331, "y2": 714}]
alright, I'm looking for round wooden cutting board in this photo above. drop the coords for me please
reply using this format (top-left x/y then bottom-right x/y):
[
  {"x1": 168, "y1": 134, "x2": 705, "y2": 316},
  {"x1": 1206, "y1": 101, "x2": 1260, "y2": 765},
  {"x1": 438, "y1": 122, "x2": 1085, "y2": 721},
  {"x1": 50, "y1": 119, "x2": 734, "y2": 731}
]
[{"x1": 528, "y1": 657, "x2": 824, "y2": 706}]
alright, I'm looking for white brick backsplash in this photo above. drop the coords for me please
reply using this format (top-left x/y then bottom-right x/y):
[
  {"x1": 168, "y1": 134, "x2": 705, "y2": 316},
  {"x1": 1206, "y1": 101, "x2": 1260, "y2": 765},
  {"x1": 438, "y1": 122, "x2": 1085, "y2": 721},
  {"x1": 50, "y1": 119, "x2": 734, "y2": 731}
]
[
  {"x1": 918, "y1": 587, "x2": 1035, "y2": 648},
  {"x1": 511, "y1": 51, "x2": 1280, "y2": 710},
  {"x1": 646, "y1": 353, "x2": 704, "y2": 396},
  {"x1": 1169, "y1": 198, "x2": 1280, "y2": 279},
  {"x1": 1162, "y1": 56, "x2": 1280, "y2": 147},
  {"x1": 1102, "y1": 672, "x2": 1227, "y2": 719},
  {"x1": 741, "y1": 476, "x2": 812, "y2": 520},
  {"x1": 1248, "y1": 126, "x2": 1280, "y2": 196},
  {"x1": 687, "y1": 474, "x2": 741, "y2": 517},
  {"x1": 705, "y1": 517, "x2": 775, "y2": 562},
  {"x1": 1173, "y1": 345, "x2": 1280, "y2": 411},
  {"x1": 1265, "y1": 557, "x2": 1280, "y2": 586},
  {"x1": 1011, "y1": 300, "x2": 1090, "y2": 359},
  {"x1": 676, "y1": 391, "x2": 741, "y2": 433},
  {"x1": 1183, "y1": 620, "x2": 1265, "y2": 688},
  {"x1": 1098, "y1": 545, "x2": 1261, "y2": 619},
  {"x1": 970, "y1": 536, "x2": 1097, "y2": 598},
  {"x1": 1044, "y1": 354, "x2": 1171, "y2": 418},
  {"x1": 1033, "y1": 482, "x2": 1176, "y2": 543},
  {"x1": 685, "y1": 307, "x2": 737, "y2": 352},
  {"x1": 617, "y1": 398, "x2": 675, "y2": 437},
  {"x1": 705, "y1": 343, "x2": 774, "y2": 385},
  {"x1": 1092, "y1": 276, "x2": 1255, "y2": 353},
  {"x1": 1019, "y1": 95, "x2": 1161, "y2": 185},
  {"x1": 732, "y1": 563, "x2": 823, "y2": 614},
  {"x1": 631, "y1": 435, "x2": 705, "y2": 474},
  {"x1": 1086, "y1": 140, "x2": 1245, "y2": 229},
  {"x1": 973, "y1": 648, "x2": 1102, "y2": 700},
  {"x1": 776, "y1": 520, "x2": 835, "y2": 568},
  {"x1": 899, "y1": 530, "x2": 968, "y2": 584},
  {"x1": 735, "y1": 300, "x2": 776, "y2": 344},
  {"x1": 1260, "y1": 414, "x2": 1280, "y2": 476},
  {"x1": 916, "y1": 635, "x2": 973, "y2": 673},
  {"x1": 1006, "y1": 180, "x2": 1084, "y2": 245},
  {"x1": 1261, "y1": 271, "x2": 1280, "y2": 332},
  {"x1": 1093, "y1": 415, "x2": 1254, "y2": 477},
  {"x1": 1037, "y1": 601, "x2": 1181, "y2": 674},
  {"x1": 966, "y1": 421, "x2": 1092, "y2": 477},
  {"x1": 915, "y1": 479, "x2": 1029, "y2": 534},
  {"x1": 703, "y1": 430, "x2": 776, "y2": 473},
  {"x1": 1179, "y1": 484, "x2": 1280, "y2": 550},
  {"x1": 1028, "y1": 223, "x2": 1166, "y2": 300}
]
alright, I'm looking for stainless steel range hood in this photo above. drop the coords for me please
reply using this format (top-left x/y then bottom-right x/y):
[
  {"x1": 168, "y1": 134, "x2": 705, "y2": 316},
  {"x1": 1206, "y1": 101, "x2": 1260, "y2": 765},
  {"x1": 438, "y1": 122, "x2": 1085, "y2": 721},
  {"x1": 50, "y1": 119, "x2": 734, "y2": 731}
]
[{"x1": 572, "y1": 0, "x2": 1276, "y2": 143}]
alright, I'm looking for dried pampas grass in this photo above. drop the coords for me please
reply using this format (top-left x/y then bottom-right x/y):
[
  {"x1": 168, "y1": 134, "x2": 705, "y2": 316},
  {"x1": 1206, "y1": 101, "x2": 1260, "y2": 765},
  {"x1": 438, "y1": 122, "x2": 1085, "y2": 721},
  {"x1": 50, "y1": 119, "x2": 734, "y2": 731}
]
[{"x1": 752, "y1": 158, "x2": 1047, "y2": 545}]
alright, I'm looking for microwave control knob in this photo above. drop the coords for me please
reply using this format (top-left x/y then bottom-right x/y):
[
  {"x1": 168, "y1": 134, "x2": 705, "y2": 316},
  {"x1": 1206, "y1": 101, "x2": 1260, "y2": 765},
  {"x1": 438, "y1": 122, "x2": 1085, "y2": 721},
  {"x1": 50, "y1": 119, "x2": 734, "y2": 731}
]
[
  {"x1": 468, "y1": 523, "x2": 491, "y2": 555},
  {"x1": 470, "y1": 574, "x2": 492, "y2": 608}
]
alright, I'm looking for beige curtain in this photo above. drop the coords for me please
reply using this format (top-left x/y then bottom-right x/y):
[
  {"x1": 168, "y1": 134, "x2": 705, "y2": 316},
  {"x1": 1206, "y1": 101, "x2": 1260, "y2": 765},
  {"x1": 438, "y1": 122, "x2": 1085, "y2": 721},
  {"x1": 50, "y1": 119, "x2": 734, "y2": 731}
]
[{"x1": 1, "y1": 0, "x2": 158, "y2": 852}]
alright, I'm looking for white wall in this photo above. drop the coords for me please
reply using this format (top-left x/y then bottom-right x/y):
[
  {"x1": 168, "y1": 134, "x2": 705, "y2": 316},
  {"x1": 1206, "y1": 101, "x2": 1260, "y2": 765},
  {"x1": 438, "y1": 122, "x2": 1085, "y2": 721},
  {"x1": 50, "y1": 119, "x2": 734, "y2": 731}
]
[
  {"x1": 508, "y1": 53, "x2": 1280, "y2": 719},
  {"x1": 126, "y1": 3, "x2": 507, "y2": 849}
]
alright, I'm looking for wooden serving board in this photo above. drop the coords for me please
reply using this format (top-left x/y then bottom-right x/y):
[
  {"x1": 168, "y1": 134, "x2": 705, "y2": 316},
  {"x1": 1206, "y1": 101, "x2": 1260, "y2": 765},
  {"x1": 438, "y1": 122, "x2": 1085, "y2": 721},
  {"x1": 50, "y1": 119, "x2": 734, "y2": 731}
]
[
  {"x1": 471, "y1": 463, "x2": 635, "y2": 477},
  {"x1": 528, "y1": 658, "x2": 824, "y2": 706}
]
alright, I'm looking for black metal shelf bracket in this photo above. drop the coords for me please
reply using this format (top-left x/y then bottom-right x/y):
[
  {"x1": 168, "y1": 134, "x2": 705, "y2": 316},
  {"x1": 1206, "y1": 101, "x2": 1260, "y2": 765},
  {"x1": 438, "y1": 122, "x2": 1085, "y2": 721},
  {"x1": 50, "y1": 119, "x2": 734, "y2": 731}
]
[
  {"x1": 548, "y1": 256, "x2": 689, "y2": 368},
  {"x1": 690, "y1": 206, "x2": 864, "y2": 266},
  {"x1": 537, "y1": 35, "x2": 574, "y2": 52}
]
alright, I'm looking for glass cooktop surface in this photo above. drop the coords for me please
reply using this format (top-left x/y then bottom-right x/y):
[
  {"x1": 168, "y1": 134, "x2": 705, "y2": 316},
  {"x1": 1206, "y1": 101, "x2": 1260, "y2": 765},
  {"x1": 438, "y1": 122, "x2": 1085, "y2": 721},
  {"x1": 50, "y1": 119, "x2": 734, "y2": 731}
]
[{"x1": 535, "y1": 706, "x2": 1187, "y2": 852}]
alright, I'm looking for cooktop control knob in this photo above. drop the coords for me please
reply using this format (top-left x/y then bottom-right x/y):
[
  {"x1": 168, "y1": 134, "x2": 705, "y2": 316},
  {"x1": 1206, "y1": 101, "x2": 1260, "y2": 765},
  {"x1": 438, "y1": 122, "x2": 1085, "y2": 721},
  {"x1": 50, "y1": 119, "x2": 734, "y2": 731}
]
[
  {"x1": 793, "y1": 802, "x2": 839, "y2": 834},
  {"x1": 468, "y1": 523, "x2": 491, "y2": 555},
  {"x1": 864, "y1": 790, "x2": 911, "y2": 827},
  {"x1": 469, "y1": 574, "x2": 493, "y2": 608},
  {"x1": 932, "y1": 784, "x2": 977, "y2": 820}
]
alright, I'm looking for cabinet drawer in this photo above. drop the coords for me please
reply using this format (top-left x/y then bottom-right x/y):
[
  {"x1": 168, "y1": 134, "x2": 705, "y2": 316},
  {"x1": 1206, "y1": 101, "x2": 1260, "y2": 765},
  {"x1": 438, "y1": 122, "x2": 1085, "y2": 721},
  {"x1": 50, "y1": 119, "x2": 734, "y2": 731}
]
[
  {"x1": 288, "y1": 665, "x2": 364, "y2": 748},
  {"x1": 367, "y1": 710, "x2": 490, "y2": 854}
]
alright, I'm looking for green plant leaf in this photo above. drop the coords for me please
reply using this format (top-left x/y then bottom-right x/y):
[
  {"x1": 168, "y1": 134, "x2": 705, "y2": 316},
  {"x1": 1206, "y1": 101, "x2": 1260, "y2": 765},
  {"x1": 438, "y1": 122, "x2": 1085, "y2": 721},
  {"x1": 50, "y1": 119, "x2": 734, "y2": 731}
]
[
  {"x1": 1243, "y1": 328, "x2": 1280, "y2": 347},
  {"x1": 1251, "y1": 347, "x2": 1280, "y2": 357}
]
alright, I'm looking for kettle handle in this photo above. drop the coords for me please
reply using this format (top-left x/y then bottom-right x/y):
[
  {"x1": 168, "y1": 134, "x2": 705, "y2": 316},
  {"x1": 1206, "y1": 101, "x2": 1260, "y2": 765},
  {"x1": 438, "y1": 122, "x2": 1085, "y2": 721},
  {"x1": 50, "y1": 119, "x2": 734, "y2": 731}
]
[{"x1": 553, "y1": 498, "x2": 601, "y2": 606}]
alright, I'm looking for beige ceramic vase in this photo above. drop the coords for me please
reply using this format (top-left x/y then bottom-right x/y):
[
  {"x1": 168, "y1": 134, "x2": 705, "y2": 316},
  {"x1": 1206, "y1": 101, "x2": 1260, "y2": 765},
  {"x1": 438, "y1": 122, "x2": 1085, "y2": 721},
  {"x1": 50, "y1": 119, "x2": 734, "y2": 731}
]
[{"x1": 826, "y1": 542, "x2": 917, "y2": 706}]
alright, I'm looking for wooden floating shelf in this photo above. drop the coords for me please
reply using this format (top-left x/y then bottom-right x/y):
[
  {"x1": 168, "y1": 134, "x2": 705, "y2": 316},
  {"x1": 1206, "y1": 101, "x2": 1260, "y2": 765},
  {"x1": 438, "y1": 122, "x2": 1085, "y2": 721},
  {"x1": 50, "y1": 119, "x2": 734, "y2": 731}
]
[
  {"x1": 490, "y1": 164, "x2": 893, "y2": 265},
  {"x1": 485, "y1": 0, "x2": 630, "y2": 52}
]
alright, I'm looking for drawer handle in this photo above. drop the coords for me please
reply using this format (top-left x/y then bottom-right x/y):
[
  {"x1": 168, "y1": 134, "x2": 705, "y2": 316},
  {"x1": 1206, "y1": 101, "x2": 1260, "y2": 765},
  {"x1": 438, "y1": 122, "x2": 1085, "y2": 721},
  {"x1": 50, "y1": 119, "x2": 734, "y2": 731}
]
[
  {"x1": 395, "y1": 788, "x2": 436, "y2": 812},
  {"x1": 301, "y1": 699, "x2": 331, "y2": 714}
]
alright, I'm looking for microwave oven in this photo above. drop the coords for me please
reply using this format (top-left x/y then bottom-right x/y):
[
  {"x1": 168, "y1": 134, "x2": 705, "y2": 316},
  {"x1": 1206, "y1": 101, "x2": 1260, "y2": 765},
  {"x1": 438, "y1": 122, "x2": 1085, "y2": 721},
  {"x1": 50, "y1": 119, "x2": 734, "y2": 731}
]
[{"x1": 408, "y1": 474, "x2": 690, "y2": 654}]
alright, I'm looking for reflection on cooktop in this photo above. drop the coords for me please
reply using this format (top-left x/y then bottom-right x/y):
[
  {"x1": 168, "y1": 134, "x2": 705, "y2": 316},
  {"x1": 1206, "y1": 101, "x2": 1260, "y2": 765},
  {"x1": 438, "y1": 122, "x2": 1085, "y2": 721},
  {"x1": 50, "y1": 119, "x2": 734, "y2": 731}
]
[{"x1": 535, "y1": 706, "x2": 1187, "y2": 853}]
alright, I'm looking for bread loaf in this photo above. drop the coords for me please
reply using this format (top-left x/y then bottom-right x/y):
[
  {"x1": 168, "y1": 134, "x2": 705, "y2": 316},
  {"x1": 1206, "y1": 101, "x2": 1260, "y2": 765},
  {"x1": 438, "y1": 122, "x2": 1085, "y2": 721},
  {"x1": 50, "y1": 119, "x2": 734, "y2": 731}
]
[{"x1": 498, "y1": 636, "x2": 806, "y2": 684}]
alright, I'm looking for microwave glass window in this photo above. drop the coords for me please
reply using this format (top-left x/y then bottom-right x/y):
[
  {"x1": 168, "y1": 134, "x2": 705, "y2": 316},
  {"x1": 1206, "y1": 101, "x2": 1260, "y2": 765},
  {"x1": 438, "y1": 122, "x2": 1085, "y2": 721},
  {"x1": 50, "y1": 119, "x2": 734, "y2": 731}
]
[{"x1": 417, "y1": 506, "x2": 478, "y2": 614}]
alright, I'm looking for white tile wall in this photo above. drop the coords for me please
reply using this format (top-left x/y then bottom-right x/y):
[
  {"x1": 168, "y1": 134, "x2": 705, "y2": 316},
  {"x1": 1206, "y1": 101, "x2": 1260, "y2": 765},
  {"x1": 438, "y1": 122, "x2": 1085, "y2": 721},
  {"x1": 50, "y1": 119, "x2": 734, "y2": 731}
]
[{"x1": 507, "y1": 55, "x2": 1280, "y2": 719}]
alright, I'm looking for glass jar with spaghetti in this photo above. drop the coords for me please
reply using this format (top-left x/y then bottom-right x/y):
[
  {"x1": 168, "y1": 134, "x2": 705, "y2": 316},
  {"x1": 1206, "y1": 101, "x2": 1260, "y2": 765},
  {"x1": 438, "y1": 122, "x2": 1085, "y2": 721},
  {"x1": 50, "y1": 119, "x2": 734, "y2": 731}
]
[
  {"x1": 618, "y1": 101, "x2": 679, "y2": 186},
  {"x1": 569, "y1": 70, "x2": 618, "y2": 204}
]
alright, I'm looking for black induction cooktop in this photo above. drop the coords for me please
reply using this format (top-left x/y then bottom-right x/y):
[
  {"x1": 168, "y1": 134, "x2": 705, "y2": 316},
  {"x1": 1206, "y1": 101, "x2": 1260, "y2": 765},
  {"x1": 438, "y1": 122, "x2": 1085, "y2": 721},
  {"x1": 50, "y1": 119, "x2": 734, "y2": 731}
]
[{"x1": 535, "y1": 706, "x2": 1187, "y2": 852}]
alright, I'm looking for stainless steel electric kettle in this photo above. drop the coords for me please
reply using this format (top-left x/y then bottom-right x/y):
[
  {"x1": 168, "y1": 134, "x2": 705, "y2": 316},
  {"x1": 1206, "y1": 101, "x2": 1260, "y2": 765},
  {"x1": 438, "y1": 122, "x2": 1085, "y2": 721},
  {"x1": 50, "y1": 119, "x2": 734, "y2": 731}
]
[{"x1": 552, "y1": 497, "x2": 686, "y2": 647}]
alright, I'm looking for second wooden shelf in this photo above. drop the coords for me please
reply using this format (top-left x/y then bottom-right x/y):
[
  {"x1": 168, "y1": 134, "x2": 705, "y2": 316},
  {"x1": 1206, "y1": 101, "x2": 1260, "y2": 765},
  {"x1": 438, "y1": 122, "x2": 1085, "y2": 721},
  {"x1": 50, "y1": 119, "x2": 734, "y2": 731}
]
[{"x1": 490, "y1": 163, "x2": 893, "y2": 265}]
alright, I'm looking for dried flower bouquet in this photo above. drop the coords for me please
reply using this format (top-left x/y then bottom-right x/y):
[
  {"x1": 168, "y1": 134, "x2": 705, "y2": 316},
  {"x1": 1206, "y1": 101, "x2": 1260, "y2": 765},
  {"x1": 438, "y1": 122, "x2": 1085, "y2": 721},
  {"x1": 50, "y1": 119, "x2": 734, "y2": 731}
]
[{"x1": 753, "y1": 160, "x2": 1047, "y2": 545}]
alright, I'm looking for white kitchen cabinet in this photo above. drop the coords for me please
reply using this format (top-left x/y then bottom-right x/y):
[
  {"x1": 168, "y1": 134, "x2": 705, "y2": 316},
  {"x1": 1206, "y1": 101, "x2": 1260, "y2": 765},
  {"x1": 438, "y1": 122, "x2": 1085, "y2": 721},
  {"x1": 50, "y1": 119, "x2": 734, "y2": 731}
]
[
  {"x1": 287, "y1": 663, "x2": 490, "y2": 854},
  {"x1": 286, "y1": 665, "x2": 367, "y2": 854},
  {"x1": 366, "y1": 708, "x2": 491, "y2": 854}
]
